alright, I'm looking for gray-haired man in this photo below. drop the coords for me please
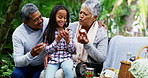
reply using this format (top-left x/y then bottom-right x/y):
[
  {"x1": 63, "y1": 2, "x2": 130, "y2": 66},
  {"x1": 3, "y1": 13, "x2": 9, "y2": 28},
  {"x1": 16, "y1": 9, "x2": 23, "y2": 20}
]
[{"x1": 11, "y1": 3, "x2": 49, "y2": 78}]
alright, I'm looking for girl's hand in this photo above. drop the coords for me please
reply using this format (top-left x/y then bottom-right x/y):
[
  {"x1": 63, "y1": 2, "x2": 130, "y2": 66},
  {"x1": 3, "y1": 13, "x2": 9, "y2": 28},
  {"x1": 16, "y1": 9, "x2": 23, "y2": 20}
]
[
  {"x1": 56, "y1": 31, "x2": 63, "y2": 42},
  {"x1": 62, "y1": 29, "x2": 70, "y2": 43}
]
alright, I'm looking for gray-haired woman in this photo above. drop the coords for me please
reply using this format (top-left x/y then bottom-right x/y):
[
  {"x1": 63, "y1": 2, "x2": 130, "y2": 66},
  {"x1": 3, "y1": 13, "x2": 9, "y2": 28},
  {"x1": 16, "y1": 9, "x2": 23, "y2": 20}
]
[{"x1": 69, "y1": 0, "x2": 108, "y2": 77}]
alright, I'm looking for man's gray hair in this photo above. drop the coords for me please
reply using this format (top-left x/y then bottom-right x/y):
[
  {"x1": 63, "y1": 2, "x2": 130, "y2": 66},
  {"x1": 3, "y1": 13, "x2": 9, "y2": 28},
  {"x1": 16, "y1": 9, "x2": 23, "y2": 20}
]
[
  {"x1": 20, "y1": 3, "x2": 38, "y2": 21},
  {"x1": 82, "y1": 0, "x2": 101, "y2": 16}
]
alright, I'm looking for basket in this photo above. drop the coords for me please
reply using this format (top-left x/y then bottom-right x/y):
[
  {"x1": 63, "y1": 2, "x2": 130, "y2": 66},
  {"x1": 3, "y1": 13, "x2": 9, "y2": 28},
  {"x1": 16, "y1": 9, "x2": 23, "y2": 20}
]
[
  {"x1": 118, "y1": 61, "x2": 134, "y2": 78},
  {"x1": 118, "y1": 46, "x2": 148, "y2": 78}
]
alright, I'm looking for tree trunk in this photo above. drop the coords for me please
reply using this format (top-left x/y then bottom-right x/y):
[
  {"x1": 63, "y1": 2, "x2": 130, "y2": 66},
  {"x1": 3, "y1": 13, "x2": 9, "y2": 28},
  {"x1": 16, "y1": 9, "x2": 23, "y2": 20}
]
[
  {"x1": 124, "y1": 0, "x2": 137, "y2": 31},
  {"x1": 0, "y1": 0, "x2": 22, "y2": 52}
]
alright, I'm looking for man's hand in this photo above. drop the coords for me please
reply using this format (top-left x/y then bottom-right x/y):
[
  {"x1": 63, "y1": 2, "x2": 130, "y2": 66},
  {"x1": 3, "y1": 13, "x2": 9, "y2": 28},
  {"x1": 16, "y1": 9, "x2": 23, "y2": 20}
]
[
  {"x1": 30, "y1": 43, "x2": 46, "y2": 57},
  {"x1": 98, "y1": 20, "x2": 108, "y2": 30},
  {"x1": 44, "y1": 54, "x2": 52, "y2": 69}
]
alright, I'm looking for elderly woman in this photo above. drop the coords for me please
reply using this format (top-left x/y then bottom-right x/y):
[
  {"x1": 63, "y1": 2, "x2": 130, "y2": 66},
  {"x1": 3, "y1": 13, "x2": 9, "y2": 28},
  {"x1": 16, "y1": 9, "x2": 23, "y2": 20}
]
[
  {"x1": 69, "y1": 0, "x2": 108, "y2": 77},
  {"x1": 71, "y1": 0, "x2": 108, "y2": 64},
  {"x1": 43, "y1": 0, "x2": 108, "y2": 78}
]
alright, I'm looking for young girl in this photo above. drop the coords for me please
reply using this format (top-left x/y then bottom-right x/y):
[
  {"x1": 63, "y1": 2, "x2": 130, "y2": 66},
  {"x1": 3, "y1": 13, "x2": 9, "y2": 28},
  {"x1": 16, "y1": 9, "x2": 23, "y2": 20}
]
[{"x1": 43, "y1": 5, "x2": 75, "y2": 78}]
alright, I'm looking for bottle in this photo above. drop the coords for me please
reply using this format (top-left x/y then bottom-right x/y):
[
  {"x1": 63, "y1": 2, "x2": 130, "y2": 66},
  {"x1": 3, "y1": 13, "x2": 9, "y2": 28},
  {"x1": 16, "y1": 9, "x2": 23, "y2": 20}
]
[
  {"x1": 144, "y1": 49, "x2": 148, "y2": 59},
  {"x1": 126, "y1": 52, "x2": 132, "y2": 61}
]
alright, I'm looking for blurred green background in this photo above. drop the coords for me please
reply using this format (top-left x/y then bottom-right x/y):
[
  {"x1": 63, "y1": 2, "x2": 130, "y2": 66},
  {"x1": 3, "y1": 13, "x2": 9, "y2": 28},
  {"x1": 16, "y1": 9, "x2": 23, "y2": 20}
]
[{"x1": 0, "y1": 0, "x2": 147, "y2": 77}]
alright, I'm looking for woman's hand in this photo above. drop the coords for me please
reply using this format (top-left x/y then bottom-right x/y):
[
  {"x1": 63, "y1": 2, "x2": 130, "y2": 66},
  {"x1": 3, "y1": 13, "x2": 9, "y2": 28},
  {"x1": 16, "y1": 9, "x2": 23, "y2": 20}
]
[
  {"x1": 77, "y1": 29, "x2": 89, "y2": 44},
  {"x1": 44, "y1": 54, "x2": 52, "y2": 70}
]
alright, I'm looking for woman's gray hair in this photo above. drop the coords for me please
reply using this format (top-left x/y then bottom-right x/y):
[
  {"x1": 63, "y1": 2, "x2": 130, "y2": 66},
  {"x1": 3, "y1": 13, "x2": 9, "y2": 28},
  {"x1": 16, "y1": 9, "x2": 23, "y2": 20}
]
[
  {"x1": 20, "y1": 3, "x2": 38, "y2": 21},
  {"x1": 82, "y1": 0, "x2": 101, "y2": 16}
]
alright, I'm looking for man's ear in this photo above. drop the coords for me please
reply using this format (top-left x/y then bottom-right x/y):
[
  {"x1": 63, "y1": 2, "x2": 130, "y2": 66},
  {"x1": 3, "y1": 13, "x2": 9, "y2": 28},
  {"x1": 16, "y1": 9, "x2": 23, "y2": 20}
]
[{"x1": 24, "y1": 21, "x2": 27, "y2": 24}]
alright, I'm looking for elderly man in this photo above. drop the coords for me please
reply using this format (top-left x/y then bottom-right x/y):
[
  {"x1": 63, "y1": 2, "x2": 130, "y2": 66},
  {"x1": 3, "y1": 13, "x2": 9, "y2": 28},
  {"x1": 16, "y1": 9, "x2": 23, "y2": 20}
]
[{"x1": 11, "y1": 3, "x2": 49, "y2": 78}]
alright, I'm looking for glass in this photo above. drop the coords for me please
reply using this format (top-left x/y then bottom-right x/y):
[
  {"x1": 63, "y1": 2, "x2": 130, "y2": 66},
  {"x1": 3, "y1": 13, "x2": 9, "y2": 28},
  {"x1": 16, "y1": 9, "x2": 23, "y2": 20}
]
[{"x1": 84, "y1": 67, "x2": 94, "y2": 78}]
